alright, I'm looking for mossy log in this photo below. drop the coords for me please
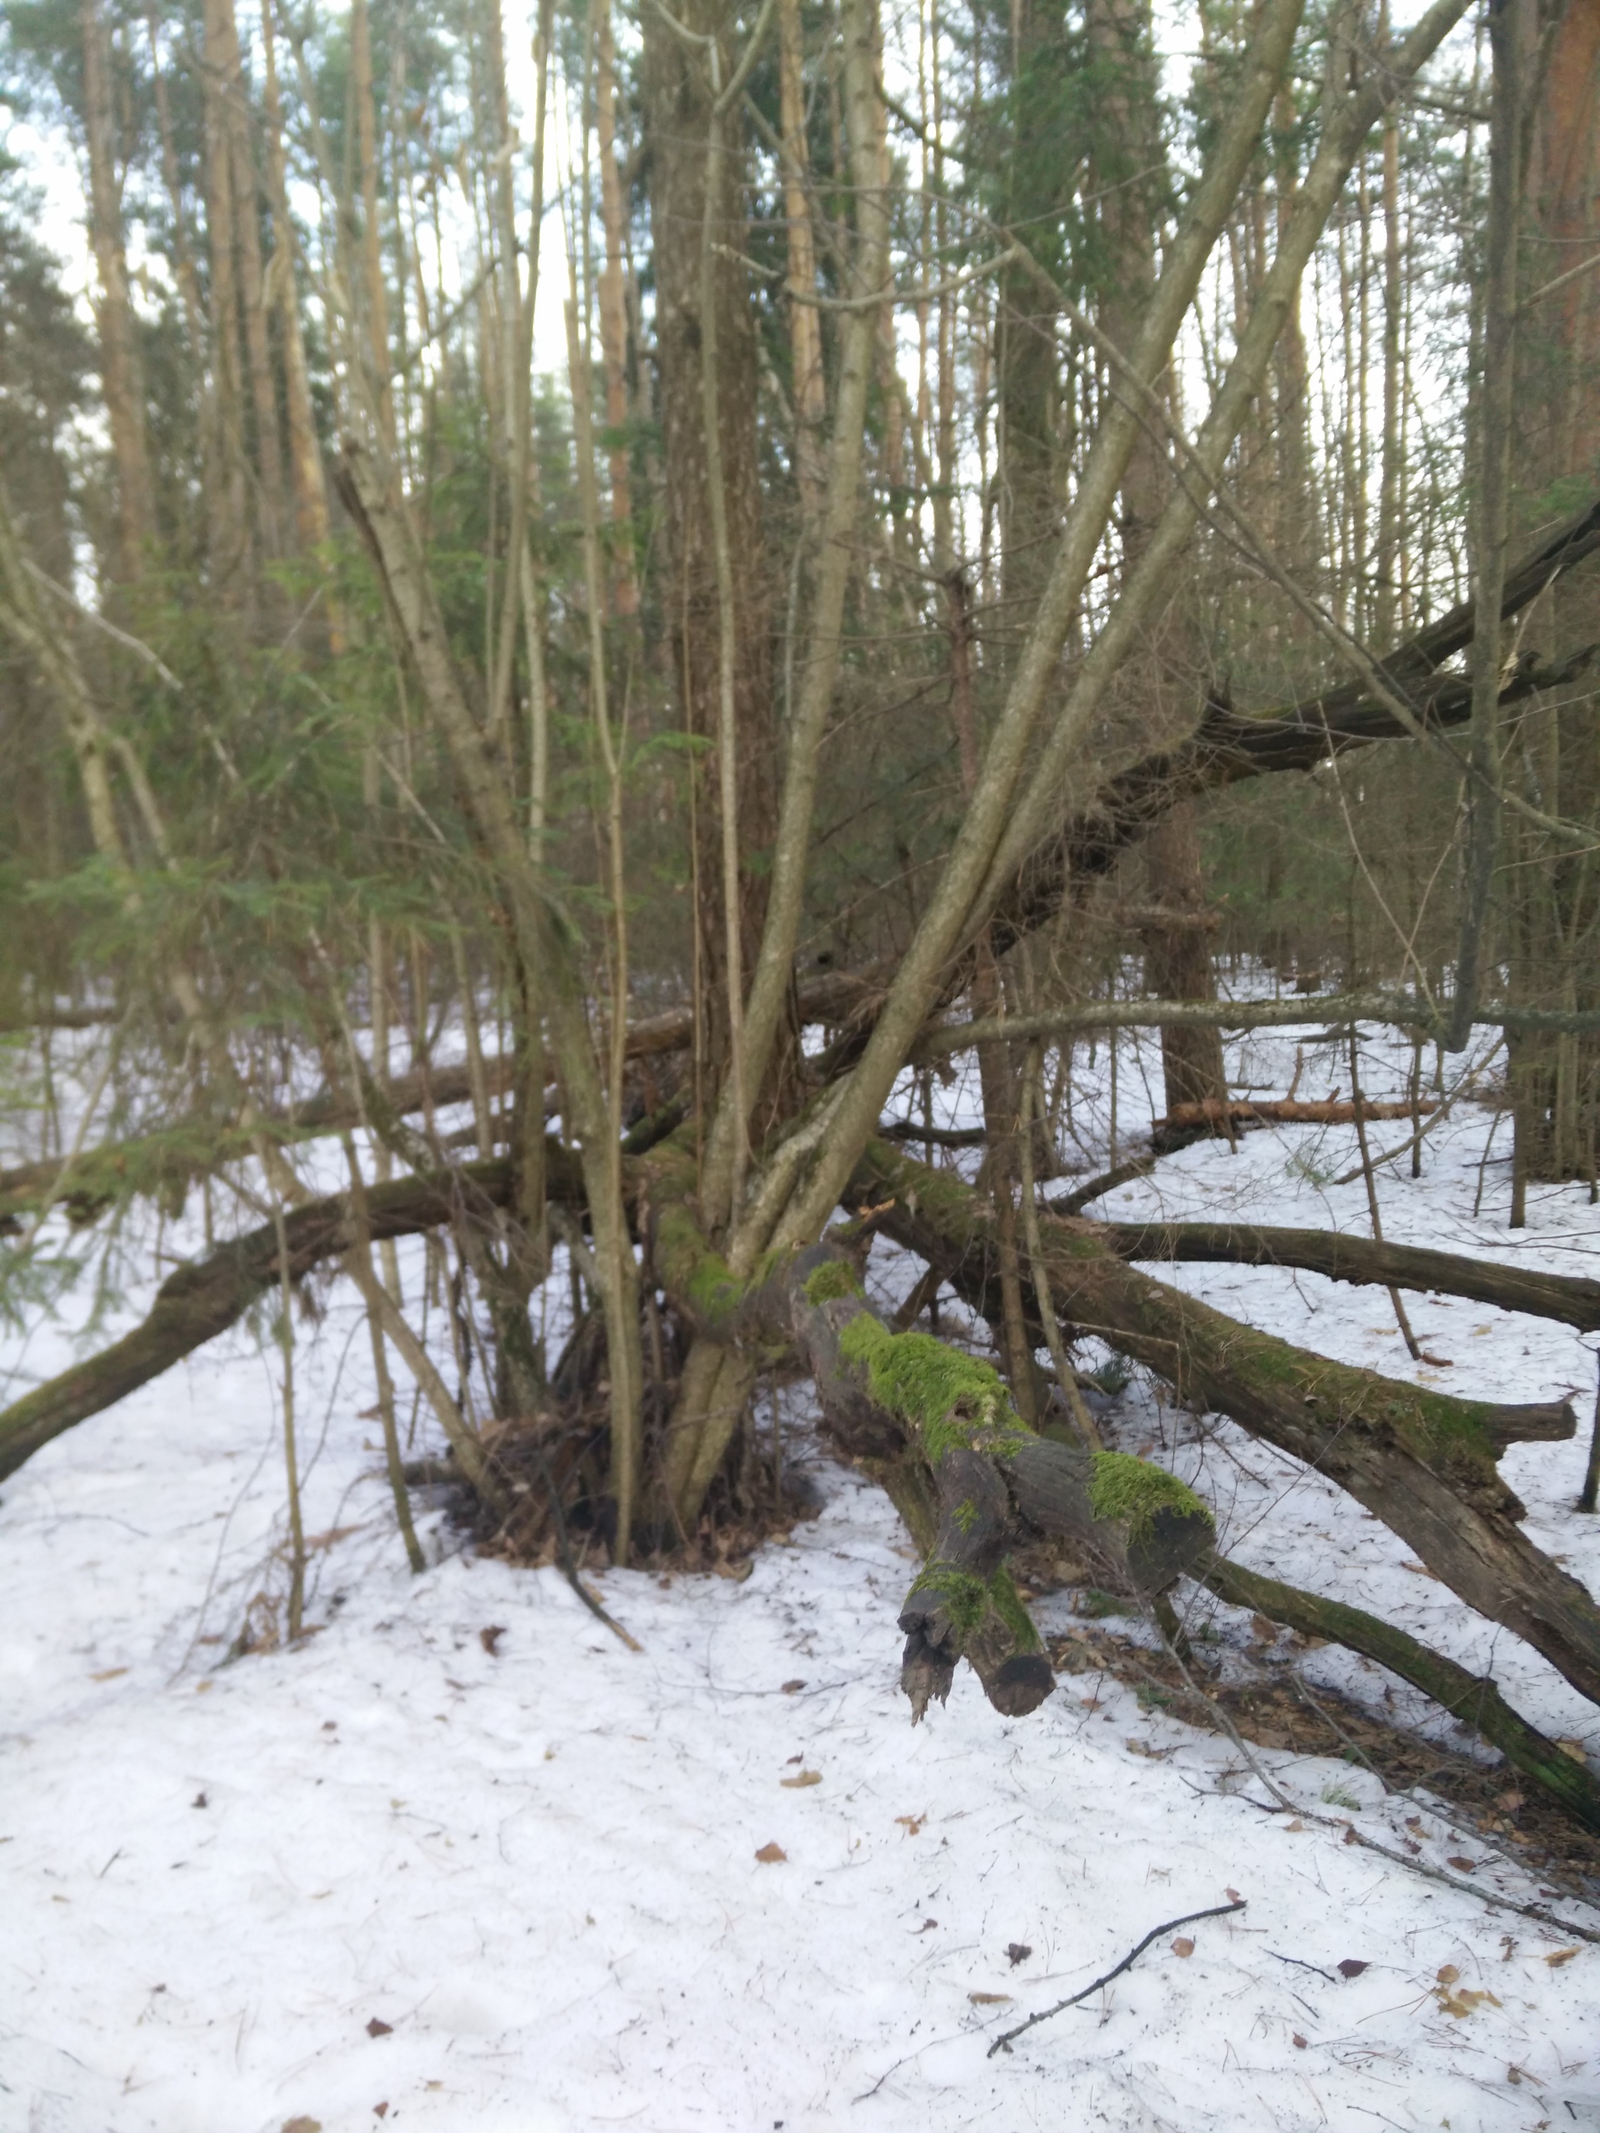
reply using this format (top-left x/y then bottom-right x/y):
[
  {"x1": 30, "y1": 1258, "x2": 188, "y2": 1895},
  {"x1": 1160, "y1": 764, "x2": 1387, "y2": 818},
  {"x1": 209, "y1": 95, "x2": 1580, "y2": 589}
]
[
  {"x1": 1101, "y1": 1221, "x2": 1600, "y2": 1334},
  {"x1": 788, "y1": 1251, "x2": 1214, "y2": 1719},
  {"x1": 643, "y1": 1194, "x2": 1217, "y2": 1719},
  {"x1": 1204, "y1": 1556, "x2": 1600, "y2": 1834},
  {"x1": 850, "y1": 1140, "x2": 1600, "y2": 1712}
]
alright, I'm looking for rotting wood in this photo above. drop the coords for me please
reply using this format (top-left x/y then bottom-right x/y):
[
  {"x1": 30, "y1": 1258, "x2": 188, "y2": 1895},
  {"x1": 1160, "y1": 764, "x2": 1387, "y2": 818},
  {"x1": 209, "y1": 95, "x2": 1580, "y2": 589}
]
[{"x1": 789, "y1": 1252, "x2": 1215, "y2": 1720}]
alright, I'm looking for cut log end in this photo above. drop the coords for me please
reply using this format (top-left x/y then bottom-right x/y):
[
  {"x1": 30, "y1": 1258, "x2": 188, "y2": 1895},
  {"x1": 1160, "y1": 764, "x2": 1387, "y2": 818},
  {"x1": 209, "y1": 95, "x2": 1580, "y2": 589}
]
[{"x1": 1484, "y1": 1400, "x2": 1576, "y2": 1449}]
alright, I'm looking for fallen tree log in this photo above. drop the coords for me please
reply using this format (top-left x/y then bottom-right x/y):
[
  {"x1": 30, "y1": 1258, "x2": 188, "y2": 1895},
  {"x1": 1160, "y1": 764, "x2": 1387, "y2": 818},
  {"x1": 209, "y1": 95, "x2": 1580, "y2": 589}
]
[
  {"x1": 8, "y1": 1119, "x2": 1599, "y2": 1758},
  {"x1": 0, "y1": 969, "x2": 873, "y2": 1225},
  {"x1": 849, "y1": 1140, "x2": 1600, "y2": 1712},
  {"x1": 918, "y1": 991, "x2": 1600, "y2": 1057},
  {"x1": 645, "y1": 1203, "x2": 1217, "y2": 1718},
  {"x1": 1203, "y1": 1556, "x2": 1600, "y2": 1835},
  {"x1": 1100, "y1": 1221, "x2": 1600, "y2": 1333},
  {"x1": 0, "y1": 1059, "x2": 512, "y2": 1224},
  {"x1": 1157, "y1": 1096, "x2": 1436, "y2": 1130},
  {"x1": 0, "y1": 1156, "x2": 533, "y2": 1481}
]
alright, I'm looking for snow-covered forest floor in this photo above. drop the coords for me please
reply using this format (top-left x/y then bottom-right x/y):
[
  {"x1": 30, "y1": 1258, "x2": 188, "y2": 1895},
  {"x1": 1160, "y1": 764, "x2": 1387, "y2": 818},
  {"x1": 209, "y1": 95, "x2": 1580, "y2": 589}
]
[{"x1": 3, "y1": 1007, "x2": 1600, "y2": 2132}]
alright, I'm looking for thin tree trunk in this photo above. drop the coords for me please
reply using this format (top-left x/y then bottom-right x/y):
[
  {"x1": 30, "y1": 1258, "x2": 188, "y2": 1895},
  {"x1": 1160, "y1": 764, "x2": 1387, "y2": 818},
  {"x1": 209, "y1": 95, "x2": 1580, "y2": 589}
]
[
  {"x1": 595, "y1": 0, "x2": 639, "y2": 613},
  {"x1": 201, "y1": 0, "x2": 252, "y2": 598},
  {"x1": 262, "y1": 0, "x2": 330, "y2": 554},
  {"x1": 82, "y1": 0, "x2": 156, "y2": 579},
  {"x1": 778, "y1": 0, "x2": 826, "y2": 518}
]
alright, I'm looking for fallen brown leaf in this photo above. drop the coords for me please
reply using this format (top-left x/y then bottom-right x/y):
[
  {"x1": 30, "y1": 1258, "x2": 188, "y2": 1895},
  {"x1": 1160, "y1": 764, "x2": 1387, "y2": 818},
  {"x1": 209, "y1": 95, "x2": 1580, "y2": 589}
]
[
  {"x1": 365, "y1": 2018, "x2": 393, "y2": 2038},
  {"x1": 781, "y1": 1679, "x2": 805, "y2": 1694},
  {"x1": 479, "y1": 1626, "x2": 505, "y2": 1656},
  {"x1": 1544, "y1": 1947, "x2": 1579, "y2": 1968},
  {"x1": 1337, "y1": 1959, "x2": 1369, "y2": 1980},
  {"x1": 895, "y1": 1814, "x2": 926, "y2": 1836},
  {"x1": 1171, "y1": 1938, "x2": 1195, "y2": 1958},
  {"x1": 754, "y1": 1841, "x2": 787, "y2": 1864},
  {"x1": 91, "y1": 1667, "x2": 129, "y2": 1683},
  {"x1": 968, "y1": 1992, "x2": 1012, "y2": 2005},
  {"x1": 1436, "y1": 1965, "x2": 1460, "y2": 1985},
  {"x1": 1292, "y1": 2033, "x2": 1307, "y2": 2049},
  {"x1": 1445, "y1": 1856, "x2": 1477, "y2": 1872},
  {"x1": 1006, "y1": 1942, "x2": 1033, "y2": 1967},
  {"x1": 781, "y1": 1770, "x2": 822, "y2": 1789},
  {"x1": 282, "y1": 2120, "x2": 322, "y2": 2133}
]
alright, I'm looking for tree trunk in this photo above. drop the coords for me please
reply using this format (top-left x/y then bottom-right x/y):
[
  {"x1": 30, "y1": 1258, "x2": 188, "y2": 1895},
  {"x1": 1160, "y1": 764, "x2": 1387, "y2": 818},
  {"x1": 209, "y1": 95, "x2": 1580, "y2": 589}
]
[
  {"x1": 641, "y1": 0, "x2": 774, "y2": 1100},
  {"x1": 777, "y1": 0, "x2": 825, "y2": 518},
  {"x1": 81, "y1": 0, "x2": 156, "y2": 581},
  {"x1": 595, "y1": 0, "x2": 638, "y2": 614},
  {"x1": 1506, "y1": 0, "x2": 1600, "y2": 1181},
  {"x1": 262, "y1": 0, "x2": 329, "y2": 553},
  {"x1": 1139, "y1": 804, "x2": 1227, "y2": 1110},
  {"x1": 201, "y1": 0, "x2": 252, "y2": 600}
]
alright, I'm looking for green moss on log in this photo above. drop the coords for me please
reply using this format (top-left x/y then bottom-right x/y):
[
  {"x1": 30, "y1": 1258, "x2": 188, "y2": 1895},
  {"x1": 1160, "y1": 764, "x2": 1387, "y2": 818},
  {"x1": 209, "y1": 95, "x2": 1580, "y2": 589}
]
[
  {"x1": 838, "y1": 1314, "x2": 1032, "y2": 1462},
  {"x1": 655, "y1": 1204, "x2": 746, "y2": 1328},
  {"x1": 986, "y1": 1565, "x2": 1043, "y2": 1652},
  {"x1": 803, "y1": 1259, "x2": 863, "y2": 1306},
  {"x1": 905, "y1": 1561, "x2": 991, "y2": 1633},
  {"x1": 1089, "y1": 1451, "x2": 1212, "y2": 1541}
]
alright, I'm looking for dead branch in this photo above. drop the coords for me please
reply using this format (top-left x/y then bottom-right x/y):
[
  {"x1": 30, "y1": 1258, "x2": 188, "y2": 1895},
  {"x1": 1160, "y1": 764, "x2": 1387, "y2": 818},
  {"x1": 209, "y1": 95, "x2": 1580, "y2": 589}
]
[
  {"x1": 1099, "y1": 1220, "x2": 1600, "y2": 1332},
  {"x1": 1204, "y1": 1556, "x2": 1600, "y2": 1834},
  {"x1": 989, "y1": 1899, "x2": 1248, "y2": 2056}
]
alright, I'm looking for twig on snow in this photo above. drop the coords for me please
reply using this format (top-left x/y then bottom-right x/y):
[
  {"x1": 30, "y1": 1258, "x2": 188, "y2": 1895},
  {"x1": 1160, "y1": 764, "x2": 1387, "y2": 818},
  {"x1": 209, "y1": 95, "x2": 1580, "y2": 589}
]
[
  {"x1": 1227, "y1": 1792, "x2": 1600, "y2": 1944},
  {"x1": 988, "y1": 1898, "x2": 1248, "y2": 2055}
]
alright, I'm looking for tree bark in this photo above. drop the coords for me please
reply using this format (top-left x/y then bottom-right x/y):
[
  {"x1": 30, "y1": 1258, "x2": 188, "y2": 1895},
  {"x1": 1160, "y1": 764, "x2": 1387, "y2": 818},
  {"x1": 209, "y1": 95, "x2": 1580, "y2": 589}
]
[
  {"x1": 851, "y1": 1137, "x2": 1600, "y2": 1713},
  {"x1": 81, "y1": 0, "x2": 156, "y2": 580},
  {"x1": 1205, "y1": 1556, "x2": 1600, "y2": 1833},
  {"x1": 1099, "y1": 1218, "x2": 1600, "y2": 1332},
  {"x1": 641, "y1": 0, "x2": 773, "y2": 1098},
  {"x1": 262, "y1": 0, "x2": 329, "y2": 553}
]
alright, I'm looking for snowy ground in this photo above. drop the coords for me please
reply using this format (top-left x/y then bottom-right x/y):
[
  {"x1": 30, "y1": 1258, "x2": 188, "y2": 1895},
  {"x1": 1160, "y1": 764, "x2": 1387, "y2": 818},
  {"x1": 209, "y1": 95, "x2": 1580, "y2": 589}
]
[{"x1": 3, "y1": 1006, "x2": 1600, "y2": 2131}]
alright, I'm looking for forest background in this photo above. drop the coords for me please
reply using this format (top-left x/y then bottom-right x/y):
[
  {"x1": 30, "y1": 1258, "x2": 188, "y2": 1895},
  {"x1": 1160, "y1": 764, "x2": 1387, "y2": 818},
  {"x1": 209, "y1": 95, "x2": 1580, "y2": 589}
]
[{"x1": 6, "y1": 0, "x2": 1600, "y2": 1837}]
